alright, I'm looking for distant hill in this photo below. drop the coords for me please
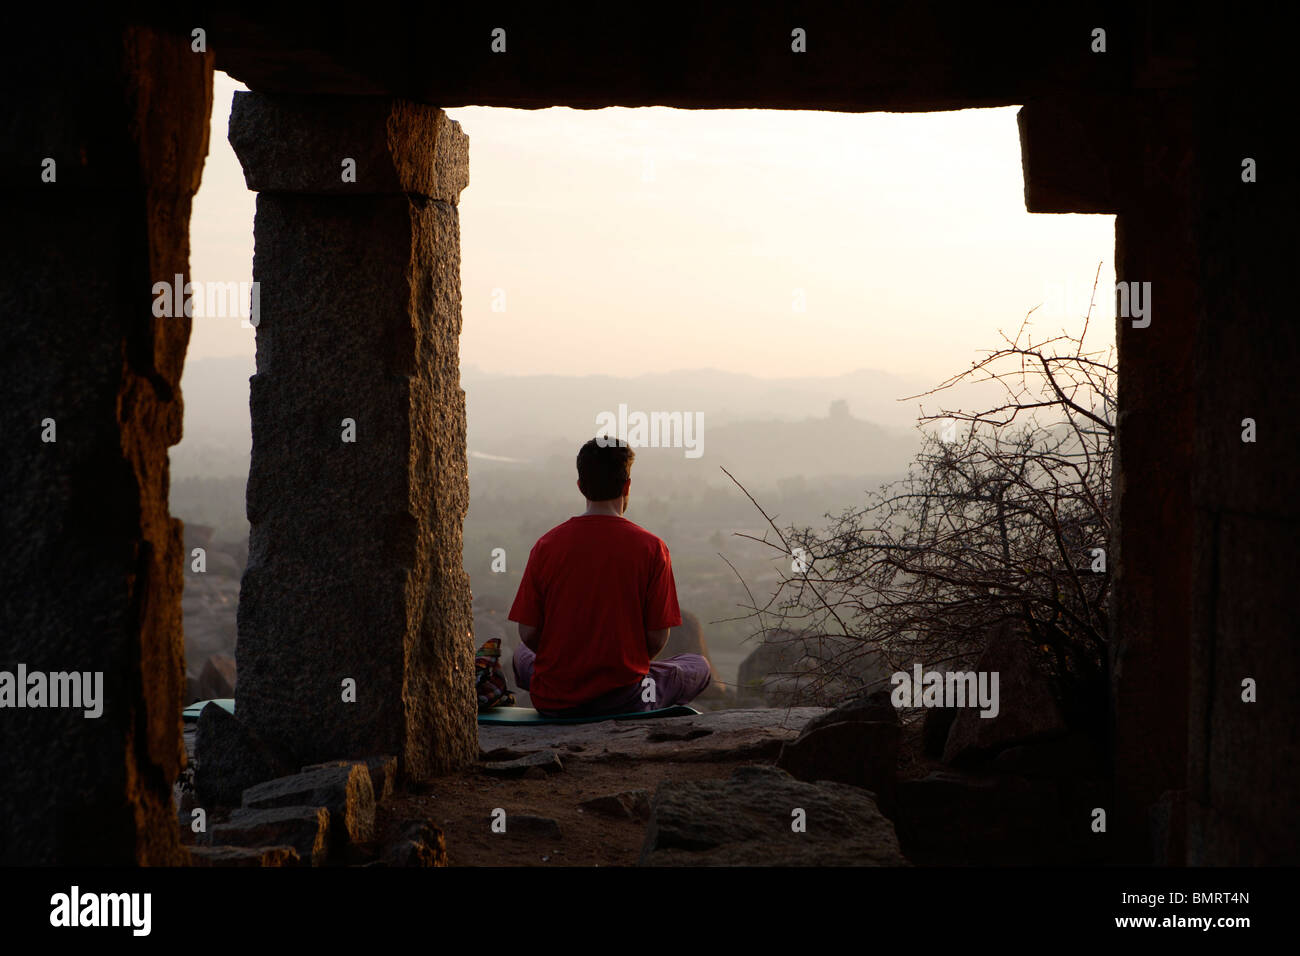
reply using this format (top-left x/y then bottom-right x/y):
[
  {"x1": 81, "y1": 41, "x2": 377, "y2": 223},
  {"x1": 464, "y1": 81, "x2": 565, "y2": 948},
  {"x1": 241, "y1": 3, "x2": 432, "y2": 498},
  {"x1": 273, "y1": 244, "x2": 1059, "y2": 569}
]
[
  {"x1": 462, "y1": 364, "x2": 930, "y2": 460},
  {"x1": 170, "y1": 357, "x2": 928, "y2": 480}
]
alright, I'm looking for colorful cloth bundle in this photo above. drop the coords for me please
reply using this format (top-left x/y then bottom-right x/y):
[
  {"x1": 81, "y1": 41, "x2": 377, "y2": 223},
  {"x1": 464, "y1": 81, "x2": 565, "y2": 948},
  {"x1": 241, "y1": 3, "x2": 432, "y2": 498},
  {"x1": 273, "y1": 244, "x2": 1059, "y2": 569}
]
[{"x1": 475, "y1": 637, "x2": 516, "y2": 711}]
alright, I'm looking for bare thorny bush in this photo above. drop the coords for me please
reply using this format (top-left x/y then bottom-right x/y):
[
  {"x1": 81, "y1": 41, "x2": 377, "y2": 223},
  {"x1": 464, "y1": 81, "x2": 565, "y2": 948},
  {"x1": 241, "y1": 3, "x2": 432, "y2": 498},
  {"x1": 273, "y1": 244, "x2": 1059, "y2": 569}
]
[{"x1": 723, "y1": 276, "x2": 1114, "y2": 726}]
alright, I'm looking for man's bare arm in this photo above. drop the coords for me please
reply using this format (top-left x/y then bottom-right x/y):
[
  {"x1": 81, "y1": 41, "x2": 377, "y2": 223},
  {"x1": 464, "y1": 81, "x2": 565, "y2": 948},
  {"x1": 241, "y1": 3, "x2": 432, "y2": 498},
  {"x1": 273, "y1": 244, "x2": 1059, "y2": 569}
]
[
  {"x1": 518, "y1": 623, "x2": 540, "y2": 651},
  {"x1": 646, "y1": 627, "x2": 670, "y2": 659}
]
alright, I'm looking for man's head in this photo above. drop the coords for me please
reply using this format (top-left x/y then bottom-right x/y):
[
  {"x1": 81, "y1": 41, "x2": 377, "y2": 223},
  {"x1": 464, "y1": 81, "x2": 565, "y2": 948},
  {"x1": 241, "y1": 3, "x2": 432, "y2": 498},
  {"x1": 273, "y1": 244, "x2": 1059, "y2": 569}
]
[{"x1": 577, "y1": 437, "x2": 635, "y2": 512}]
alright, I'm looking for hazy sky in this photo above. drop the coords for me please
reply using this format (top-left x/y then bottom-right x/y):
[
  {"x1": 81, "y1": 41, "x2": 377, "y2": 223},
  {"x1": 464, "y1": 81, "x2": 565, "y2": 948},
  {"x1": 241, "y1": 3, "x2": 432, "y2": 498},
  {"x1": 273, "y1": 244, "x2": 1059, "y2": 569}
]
[{"x1": 188, "y1": 72, "x2": 1114, "y2": 383}]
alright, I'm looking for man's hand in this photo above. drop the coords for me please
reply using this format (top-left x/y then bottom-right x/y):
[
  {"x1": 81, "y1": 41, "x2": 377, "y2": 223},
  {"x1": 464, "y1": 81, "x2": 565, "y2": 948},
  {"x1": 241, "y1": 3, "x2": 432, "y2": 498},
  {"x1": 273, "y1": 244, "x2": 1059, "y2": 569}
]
[
  {"x1": 518, "y1": 622, "x2": 540, "y2": 651},
  {"x1": 646, "y1": 627, "x2": 670, "y2": 659}
]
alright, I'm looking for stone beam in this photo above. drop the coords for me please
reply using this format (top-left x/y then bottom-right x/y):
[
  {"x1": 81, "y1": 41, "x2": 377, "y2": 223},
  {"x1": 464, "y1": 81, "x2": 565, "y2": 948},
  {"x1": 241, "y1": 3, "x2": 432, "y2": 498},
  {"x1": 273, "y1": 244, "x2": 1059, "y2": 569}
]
[
  {"x1": 229, "y1": 93, "x2": 477, "y2": 782},
  {"x1": 209, "y1": 5, "x2": 1135, "y2": 109},
  {"x1": 1018, "y1": 96, "x2": 1134, "y2": 214},
  {"x1": 0, "y1": 22, "x2": 210, "y2": 864}
]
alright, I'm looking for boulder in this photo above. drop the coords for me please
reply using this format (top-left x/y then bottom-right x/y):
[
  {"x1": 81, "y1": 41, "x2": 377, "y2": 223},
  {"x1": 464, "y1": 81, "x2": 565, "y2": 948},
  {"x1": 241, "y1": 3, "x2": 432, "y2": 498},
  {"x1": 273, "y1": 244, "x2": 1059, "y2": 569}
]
[
  {"x1": 304, "y1": 755, "x2": 398, "y2": 803},
  {"x1": 942, "y1": 624, "x2": 1069, "y2": 767},
  {"x1": 639, "y1": 765, "x2": 906, "y2": 866},
  {"x1": 194, "y1": 702, "x2": 293, "y2": 808},
  {"x1": 798, "y1": 690, "x2": 898, "y2": 733},
  {"x1": 736, "y1": 635, "x2": 802, "y2": 703},
  {"x1": 922, "y1": 706, "x2": 958, "y2": 758},
  {"x1": 187, "y1": 845, "x2": 301, "y2": 867},
  {"x1": 580, "y1": 790, "x2": 652, "y2": 822},
  {"x1": 381, "y1": 821, "x2": 448, "y2": 866},
  {"x1": 242, "y1": 765, "x2": 375, "y2": 845},
  {"x1": 196, "y1": 653, "x2": 237, "y2": 700},
  {"x1": 777, "y1": 720, "x2": 899, "y2": 813},
  {"x1": 737, "y1": 631, "x2": 892, "y2": 706},
  {"x1": 207, "y1": 806, "x2": 330, "y2": 866}
]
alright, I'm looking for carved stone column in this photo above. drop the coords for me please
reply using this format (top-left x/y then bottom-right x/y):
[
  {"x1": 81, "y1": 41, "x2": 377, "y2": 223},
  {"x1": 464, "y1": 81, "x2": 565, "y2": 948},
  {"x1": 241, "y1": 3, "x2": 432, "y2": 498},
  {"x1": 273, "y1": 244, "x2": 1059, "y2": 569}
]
[{"x1": 229, "y1": 94, "x2": 476, "y2": 782}]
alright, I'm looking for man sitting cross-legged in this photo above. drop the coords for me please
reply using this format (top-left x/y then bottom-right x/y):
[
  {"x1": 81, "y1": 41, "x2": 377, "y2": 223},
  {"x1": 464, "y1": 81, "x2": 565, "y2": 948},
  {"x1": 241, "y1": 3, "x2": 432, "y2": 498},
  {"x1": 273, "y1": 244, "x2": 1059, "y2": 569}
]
[{"x1": 507, "y1": 436, "x2": 712, "y2": 717}]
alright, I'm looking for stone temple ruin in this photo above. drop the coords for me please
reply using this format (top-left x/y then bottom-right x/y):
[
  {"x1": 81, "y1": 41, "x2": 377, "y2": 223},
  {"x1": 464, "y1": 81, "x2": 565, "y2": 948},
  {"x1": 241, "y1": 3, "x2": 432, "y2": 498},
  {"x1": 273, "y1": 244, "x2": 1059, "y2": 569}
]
[{"x1": 1, "y1": 7, "x2": 1294, "y2": 865}]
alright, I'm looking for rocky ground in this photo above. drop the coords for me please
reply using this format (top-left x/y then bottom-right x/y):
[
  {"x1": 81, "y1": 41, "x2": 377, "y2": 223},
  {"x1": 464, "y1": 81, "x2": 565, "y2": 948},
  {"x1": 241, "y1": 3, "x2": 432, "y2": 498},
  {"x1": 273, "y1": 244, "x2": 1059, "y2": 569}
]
[
  {"x1": 180, "y1": 620, "x2": 1111, "y2": 866},
  {"x1": 178, "y1": 534, "x2": 1107, "y2": 869},
  {"x1": 181, "y1": 703, "x2": 945, "y2": 866},
  {"x1": 398, "y1": 708, "x2": 829, "y2": 866}
]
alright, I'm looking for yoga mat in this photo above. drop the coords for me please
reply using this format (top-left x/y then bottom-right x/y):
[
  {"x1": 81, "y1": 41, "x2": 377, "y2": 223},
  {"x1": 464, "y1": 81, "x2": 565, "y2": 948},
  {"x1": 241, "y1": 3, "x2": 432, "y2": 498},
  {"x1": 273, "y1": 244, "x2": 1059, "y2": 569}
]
[
  {"x1": 185, "y1": 698, "x2": 700, "y2": 726},
  {"x1": 477, "y1": 704, "x2": 700, "y2": 725}
]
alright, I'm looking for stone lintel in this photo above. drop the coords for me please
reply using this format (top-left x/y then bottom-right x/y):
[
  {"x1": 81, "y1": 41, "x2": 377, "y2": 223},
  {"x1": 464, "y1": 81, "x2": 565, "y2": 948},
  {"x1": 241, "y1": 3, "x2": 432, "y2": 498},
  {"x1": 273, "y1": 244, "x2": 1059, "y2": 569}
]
[{"x1": 1018, "y1": 96, "x2": 1133, "y2": 215}]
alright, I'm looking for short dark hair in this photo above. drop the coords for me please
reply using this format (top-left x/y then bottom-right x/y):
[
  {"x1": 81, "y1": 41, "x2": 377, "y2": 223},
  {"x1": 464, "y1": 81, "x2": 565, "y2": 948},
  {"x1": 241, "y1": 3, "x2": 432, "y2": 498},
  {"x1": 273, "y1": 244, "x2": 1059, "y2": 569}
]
[{"x1": 577, "y1": 437, "x2": 635, "y2": 501}]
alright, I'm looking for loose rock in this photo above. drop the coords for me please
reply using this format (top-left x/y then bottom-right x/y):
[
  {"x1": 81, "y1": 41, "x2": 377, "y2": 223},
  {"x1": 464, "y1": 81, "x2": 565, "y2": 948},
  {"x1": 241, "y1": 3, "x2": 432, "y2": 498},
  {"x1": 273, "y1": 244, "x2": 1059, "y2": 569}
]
[
  {"x1": 303, "y1": 755, "x2": 397, "y2": 803},
  {"x1": 242, "y1": 765, "x2": 375, "y2": 845},
  {"x1": 207, "y1": 806, "x2": 330, "y2": 866},
  {"x1": 580, "y1": 790, "x2": 652, "y2": 822},
  {"x1": 481, "y1": 750, "x2": 564, "y2": 777},
  {"x1": 188, "y1": 845, "x2": 301, "y2": 867},
  {"x1": 382, "y1": 821, "x2": 448, "y2": 866}
]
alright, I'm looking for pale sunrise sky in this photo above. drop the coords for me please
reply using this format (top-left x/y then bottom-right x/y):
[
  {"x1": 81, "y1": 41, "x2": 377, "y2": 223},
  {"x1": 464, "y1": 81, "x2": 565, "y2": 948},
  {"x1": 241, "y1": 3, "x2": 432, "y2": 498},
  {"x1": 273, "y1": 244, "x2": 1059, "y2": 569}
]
[{"x1": 187, "y1": 72, "x2": 1115, "y2": 382}]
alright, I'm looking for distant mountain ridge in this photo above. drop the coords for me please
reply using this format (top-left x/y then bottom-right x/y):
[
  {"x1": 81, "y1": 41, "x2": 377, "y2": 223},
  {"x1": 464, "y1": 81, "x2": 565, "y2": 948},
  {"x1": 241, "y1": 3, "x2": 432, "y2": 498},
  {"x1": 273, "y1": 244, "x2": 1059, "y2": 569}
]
[{"x1": 171, "y1": 356, "x2": 929, "y2": 479}]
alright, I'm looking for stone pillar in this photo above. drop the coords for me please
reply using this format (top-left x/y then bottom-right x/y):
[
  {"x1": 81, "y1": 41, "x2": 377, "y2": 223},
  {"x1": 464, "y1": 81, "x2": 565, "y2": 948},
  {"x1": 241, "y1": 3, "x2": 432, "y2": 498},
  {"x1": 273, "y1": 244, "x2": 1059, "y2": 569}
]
[
  {"x1": 1110, "y1": 93, "x2": 1199, "y2": 863},
  {"x1": 1020, "y1": 93, "x2": 1197, "y2": 862},
  {"x1": 1183, "y1": 62, "x2": 1299, "y2": 865},
  {"x1": 0, "y1": 23, "x2": 210, "y2": 863},
  {"x1": 229, "y1": 94, "x2": 477, "y2": 782}
]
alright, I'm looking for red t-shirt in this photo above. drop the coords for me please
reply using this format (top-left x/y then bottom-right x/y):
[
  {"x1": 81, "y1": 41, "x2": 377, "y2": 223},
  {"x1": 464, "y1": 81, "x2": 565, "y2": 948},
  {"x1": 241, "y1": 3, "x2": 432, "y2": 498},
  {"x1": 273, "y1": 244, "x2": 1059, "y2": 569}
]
[{"x1": 507, "y1": 514, "x2": 682, "y2": 711}]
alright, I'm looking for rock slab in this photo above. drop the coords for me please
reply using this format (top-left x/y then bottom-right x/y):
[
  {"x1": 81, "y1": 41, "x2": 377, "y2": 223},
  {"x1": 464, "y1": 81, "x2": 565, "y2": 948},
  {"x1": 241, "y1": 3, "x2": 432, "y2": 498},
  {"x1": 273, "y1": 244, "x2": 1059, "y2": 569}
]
[
  {"x1": 477, "y1": 708, "x2": 826, "y2": 764},
  {"x1": 640, "y1": 765, "x2": 906, "y2": 866}
]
